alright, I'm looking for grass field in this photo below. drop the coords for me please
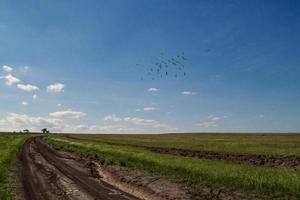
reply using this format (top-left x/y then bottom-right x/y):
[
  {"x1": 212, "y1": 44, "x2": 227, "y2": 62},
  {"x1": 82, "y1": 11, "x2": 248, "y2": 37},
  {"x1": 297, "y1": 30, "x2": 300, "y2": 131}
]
[
  {"x1": 0, "y1": 134, "x2": 31, "y2": 200},
  {"x1": 61, "y1": 133, "x2": 300, "y2": 156},
  {"x1": 46, "y1": 134, "x2": 300, "y2": 199}
]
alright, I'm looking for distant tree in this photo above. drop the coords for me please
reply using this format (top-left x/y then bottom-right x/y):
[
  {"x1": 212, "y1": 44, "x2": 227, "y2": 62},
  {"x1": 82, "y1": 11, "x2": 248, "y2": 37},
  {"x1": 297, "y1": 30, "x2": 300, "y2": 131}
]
[
  {"x1": 23, "y1": 129, "x2": 30, "y2": 134},
  {"x1": 41, "y1": 128, "x2": 50, "y2": 134}
]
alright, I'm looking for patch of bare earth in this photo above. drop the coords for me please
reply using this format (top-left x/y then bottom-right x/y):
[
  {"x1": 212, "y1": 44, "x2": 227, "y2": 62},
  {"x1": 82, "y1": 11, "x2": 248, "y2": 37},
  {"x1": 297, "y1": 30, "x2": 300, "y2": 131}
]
[
  {"x1": 19, "y1": 138, "x2": 139, "y2": 200},
  {"x1": 89, "y1": 162, "x2": 191, "y2": 200},
  {"x1": 89, "y1": 162, "x2": 259, "y2": 200},
  {"x1": 147, "y1": 147, "x2": 300, "y2": 169}
]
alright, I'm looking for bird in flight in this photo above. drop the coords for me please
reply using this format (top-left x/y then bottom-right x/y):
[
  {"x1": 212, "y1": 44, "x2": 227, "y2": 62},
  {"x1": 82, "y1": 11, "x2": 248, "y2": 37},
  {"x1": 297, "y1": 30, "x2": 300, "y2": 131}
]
[{"x1": 136, "y1": 51, "x2": 189, "y2": 81}]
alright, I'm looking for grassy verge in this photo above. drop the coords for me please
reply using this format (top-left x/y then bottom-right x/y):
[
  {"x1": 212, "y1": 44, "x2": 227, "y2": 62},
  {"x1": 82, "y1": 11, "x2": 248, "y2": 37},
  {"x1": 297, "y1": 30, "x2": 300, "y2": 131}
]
[
  {"x1": 46, "y1": 136, "x2": 300, "y2": 199},
  {"x1": 62, "y1": 133, "x2": 300, "y2": 156},
  {"x1": 0, "y1": 134, "x2": 32, "y2": 200}
]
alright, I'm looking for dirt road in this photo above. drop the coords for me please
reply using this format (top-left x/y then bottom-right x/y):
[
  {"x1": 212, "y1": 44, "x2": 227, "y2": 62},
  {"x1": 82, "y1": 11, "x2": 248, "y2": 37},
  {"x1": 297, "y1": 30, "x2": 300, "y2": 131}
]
[
  {"x1": 19, "y1": 138, "x2": 140, "y2": 200},
  {"x1": 18, "y1": 137, "x2": 261, "y2": 200}
]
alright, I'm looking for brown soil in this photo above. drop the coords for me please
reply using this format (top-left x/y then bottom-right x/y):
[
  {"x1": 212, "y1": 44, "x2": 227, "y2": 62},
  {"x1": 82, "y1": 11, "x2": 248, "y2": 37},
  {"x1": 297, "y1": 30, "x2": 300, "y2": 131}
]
[
  {"x1": 91, "y1": 163, "x2": 258, "y2": 200},
  {"x1": 90, "y1": 162, "x2": 191, "y2": 200},
  {"x1": 19, "y1": 138, "x2": 140, "y2": 200},
  {"x1": 147, "y1": 147, "x2": 300, "y2": 169}
]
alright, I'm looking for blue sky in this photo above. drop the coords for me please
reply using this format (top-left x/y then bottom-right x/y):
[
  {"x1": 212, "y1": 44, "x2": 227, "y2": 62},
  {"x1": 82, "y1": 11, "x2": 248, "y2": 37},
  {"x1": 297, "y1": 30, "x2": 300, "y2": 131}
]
[{"x1": 0, "y1": 0, "x2": 300, "y2": 133}]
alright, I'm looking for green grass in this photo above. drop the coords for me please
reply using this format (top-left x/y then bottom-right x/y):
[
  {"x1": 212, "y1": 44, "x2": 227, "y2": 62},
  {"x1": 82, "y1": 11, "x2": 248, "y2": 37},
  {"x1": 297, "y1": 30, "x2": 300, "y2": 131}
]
[
  {"x1": 46, "y1": 135, "x2": 300, "y2": 199},
  {"x1": 0, "y1": 134, "x2": 31, "y2": 200},
  {"x1": 60, "y1": 133, "x2": 300, "y2": 156}
]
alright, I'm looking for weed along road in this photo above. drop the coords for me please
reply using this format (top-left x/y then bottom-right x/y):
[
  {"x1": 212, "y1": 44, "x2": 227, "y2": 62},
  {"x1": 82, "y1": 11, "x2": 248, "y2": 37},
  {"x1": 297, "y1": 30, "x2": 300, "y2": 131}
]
[{"x1": 19, "y1": 137, "x2": 140, "y2": 200}]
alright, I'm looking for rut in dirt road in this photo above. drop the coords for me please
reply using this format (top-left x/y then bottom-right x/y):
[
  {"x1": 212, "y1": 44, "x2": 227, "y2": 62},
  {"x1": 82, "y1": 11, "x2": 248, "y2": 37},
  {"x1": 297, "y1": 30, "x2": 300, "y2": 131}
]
[{"x1": 19, "y1": 138, "x2": 140, "y2": 200}]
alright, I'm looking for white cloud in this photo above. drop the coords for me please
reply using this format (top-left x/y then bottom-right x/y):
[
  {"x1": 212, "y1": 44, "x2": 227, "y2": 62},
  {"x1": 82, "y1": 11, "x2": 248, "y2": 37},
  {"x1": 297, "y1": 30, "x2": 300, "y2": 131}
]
[
  {"x1": 0, "y1": 113, "x2": 144, "y2": 133},
  {"x1": 181, "y1": 91, "x2": 197, "y2": 95},
  {"x1": 17, "y1": 84, "x2": 39, "y2": 92},
  {"x1": 2, "y1": 65, "x2": 13, "y2": 73},
  {"x1": 148, "y1": 88, "x2": 159, "y2": 92},
  {"x1": 123, "y1": 117, "x2": 177, "y2": 131},
  {"x1": 65, "y1": 124, "x2": 142, "y2": 134},
  {"x1": 47, "y1": 83, "x2": 64, "y2": 93},
  {"x1": 124, "y1": 117, "x2": 157, "y2": 126},
  {"x1": 0, "y1": 74, "x2": 20, "y2": 86},
  {"x1": 0, "y1": 112, "x2": 64, "y2": 132},
  {"x1": 143, "y1": 107, "x2": 156, "y2": 111},
  {"x1": 57, "y1": 104, "x2": 62, "y2": 107},
  {"x1": 103, "y1": 114, "x2": 122, "y2": 122},
  {"x1": 197, "y1": 115, "x2": 221, "y2": 128},
  {"x1": 135, "y1": 107, "x2": 157, "y2": 112},
  {"x1": 21, "y1": 101, "x2": 28, "y2": 106},
  {"x1": 0, "y1": 113, "x2": 177, "y2": 133},
  {"x1": 33, "y1": 94, "x2": 38, "y2": 100},
  {"x1": 49, "y1": 109, "x2": 86, "y2": 119},
  {"x1": 101, "y1": 114, "x2": 178, "y2": 131}
]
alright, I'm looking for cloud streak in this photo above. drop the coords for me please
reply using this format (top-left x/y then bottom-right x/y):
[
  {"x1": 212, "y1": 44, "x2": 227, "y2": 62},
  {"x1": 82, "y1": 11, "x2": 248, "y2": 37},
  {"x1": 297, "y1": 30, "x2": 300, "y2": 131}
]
[
  {"x1": 2, "y1": 65, "x2": 13, "y2": 73},
  {"x1": 103, "y1": 114, "x2": 177, "y2": 131},
  {"x1": 21, "y1": 101, "x2": 28, "y2": 106},
  {"x1": 49, "y1": 109, "x2": 86, "y2": 118},
  {"x1": 181, "y1": 91, "x2": 197, "y2": 96},
  {"x1": 197, "y1": 115, "x2": 221, "y2": 128},
  {"x1": 0, "y1": 74, "x2": 20, "y2": 86},
  {"x1": 103, "y1": 114, "x2": 122, "y2": 122},
  {"x1": 17, "y1": 84, "x2": 39, "y2": 92},
  {"x1": 148, "y1": 87, "x2": 159, "y2": 92},
  {"x1": 143, "y1": 107, "x2": 156, "y2": 111},
  {"x1": 47, "y1": 83, "x2": 65, "y2": 93},
  {"x1": 0, "y1": 113, "x2": 63, "y2": 131}
]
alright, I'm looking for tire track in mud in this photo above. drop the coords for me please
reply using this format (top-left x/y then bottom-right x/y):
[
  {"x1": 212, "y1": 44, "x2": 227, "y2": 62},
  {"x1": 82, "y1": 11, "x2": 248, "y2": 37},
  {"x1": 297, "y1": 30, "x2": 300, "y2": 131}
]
[
  {"x1": 64, "y1": 136, "x2": 300, "y2": 169},
  {"x1": 19, "y1": 137, "x2": 140, "y2": 200}
]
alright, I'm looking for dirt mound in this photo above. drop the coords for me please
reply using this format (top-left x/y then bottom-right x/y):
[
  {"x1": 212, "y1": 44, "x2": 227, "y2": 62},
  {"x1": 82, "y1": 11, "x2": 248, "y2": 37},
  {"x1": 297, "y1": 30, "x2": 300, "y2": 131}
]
[{"x1": 148, "y1": 147, "x2": 300, "y2": 169}]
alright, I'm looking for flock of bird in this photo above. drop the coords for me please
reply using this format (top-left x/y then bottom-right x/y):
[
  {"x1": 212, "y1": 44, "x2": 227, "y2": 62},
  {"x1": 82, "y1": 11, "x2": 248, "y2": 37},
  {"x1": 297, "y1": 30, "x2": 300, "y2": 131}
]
[{"x1": 137, "y1": 52, "x2": 188, "y2": 81}]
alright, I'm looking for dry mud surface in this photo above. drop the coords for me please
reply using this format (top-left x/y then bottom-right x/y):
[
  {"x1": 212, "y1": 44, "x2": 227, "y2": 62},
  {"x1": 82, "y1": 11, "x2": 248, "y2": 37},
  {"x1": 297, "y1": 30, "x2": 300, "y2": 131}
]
[{"x1": 19, "y1": 138, "x2": 258, "y2": 200}]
